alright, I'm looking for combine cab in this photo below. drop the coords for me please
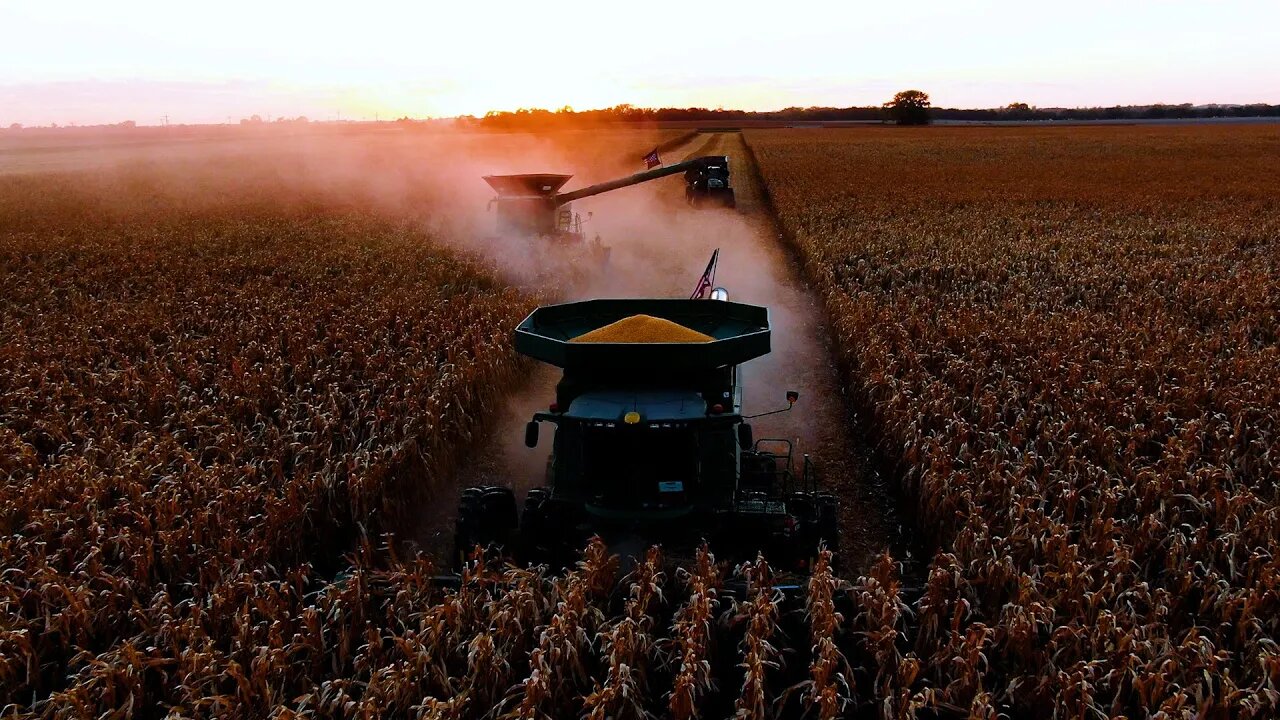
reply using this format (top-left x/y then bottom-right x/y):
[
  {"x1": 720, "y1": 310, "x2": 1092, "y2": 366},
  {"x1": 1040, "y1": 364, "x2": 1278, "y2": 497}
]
[
  {"x1": 453, "y1": 297, "x2": 839, "y2": 570},
  {"x1": 482, "y1": 173, "x2": 582, "y2": 240},
  {"x1": 482, "y1": 172, "x2": 610, "y2": 266}
]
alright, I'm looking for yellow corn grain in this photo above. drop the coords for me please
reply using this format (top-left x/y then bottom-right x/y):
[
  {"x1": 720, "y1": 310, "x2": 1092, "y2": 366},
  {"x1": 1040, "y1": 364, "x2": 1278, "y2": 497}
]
[{"x1": 570, "y1": 315, "x2": 712, "y2": 344}]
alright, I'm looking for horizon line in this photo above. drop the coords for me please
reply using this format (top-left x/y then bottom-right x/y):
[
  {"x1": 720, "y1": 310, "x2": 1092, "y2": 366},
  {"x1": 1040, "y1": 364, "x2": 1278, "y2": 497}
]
[{"x1": 6, "y1": 98, "x2": 1280, "y2": 131}]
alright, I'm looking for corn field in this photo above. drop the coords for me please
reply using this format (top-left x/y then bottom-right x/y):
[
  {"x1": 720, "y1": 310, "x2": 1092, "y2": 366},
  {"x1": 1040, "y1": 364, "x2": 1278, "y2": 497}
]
[
  {"x1": 0, "y1": 150, "x2": 541, "y2": 713},
  {"x1": 746, "y1": 125, "x2": 1280, "y2": 717},
  {"x1": 6, "y1": 123, "x2": 1278, "y2": 717}
]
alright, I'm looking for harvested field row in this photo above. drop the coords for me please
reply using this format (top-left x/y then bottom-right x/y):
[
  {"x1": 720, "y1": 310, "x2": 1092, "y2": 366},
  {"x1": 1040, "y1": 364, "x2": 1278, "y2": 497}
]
[{"x1": 745, "y1": 125, "x2": 1280, "y2": 717}]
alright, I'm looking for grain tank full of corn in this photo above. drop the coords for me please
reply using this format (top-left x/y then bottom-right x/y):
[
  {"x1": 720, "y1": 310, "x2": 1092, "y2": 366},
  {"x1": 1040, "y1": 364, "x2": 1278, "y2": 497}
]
[{"x1": 453, "y1": 297, "x2": 840, "y2": 569}]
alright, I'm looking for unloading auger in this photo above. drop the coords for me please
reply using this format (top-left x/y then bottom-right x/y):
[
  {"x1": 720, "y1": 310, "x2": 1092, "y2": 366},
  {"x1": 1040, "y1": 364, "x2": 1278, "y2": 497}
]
[{"x1": 481, "y1": 155, "x2": 735, "y2": 247}]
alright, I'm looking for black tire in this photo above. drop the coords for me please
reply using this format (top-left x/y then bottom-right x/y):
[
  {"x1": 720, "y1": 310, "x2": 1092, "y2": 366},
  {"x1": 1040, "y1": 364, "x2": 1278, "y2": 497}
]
[
  {"x1": 453, "y1": 485, "x2": 518, "y2": 568},
  {"x1": 453, "y1": 487, "x2": 484, "y2": 567},
  {"x1": 816, "y1": 493, "x2": 840, "y2": 568},
  {"x1": 481, "y1": 486, "x2": 519, "y2": 536},
  {"x1": 788, "y1": 492, "x2": 816, "y2": 521},
  {"x1": 520, "y1": 488, "x2": 549, "y2": 563}
]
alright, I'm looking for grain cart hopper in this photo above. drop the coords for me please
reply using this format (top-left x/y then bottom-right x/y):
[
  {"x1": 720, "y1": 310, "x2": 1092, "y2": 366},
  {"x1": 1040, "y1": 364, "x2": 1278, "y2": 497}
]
[
  {"x1": 453, "y1": 297, "x2": 839, "y2": 569},
  {"x1": 481, "y1": 155, "x2": 735, "y2": 247}
]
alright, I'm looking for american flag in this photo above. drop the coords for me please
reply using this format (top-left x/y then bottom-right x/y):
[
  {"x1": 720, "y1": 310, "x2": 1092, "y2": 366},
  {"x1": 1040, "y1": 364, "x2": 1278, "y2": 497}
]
[
  {"x1": 690, "y1": 248, "x2": 719, "y2": 299},
  {"x1": 643, "y1": 148, "x2": 661, "y2": 169}
]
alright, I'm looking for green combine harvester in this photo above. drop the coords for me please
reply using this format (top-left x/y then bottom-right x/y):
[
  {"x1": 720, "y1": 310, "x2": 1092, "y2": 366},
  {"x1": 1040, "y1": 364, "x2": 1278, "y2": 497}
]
[{"x1": 453, "y1": 297, "x2": 840, "y2": 570}]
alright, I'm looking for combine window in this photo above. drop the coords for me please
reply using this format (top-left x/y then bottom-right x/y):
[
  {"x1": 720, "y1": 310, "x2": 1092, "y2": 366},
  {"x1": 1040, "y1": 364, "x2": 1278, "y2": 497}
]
[{"x1": 582, "y1": 427, "x2": 698, "y2": 508}]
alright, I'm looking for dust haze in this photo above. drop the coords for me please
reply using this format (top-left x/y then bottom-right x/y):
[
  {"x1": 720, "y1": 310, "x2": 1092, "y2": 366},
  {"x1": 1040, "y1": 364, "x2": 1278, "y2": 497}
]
[{"x1": 444, "y1": 134, "x2": 839, "y2": 529}]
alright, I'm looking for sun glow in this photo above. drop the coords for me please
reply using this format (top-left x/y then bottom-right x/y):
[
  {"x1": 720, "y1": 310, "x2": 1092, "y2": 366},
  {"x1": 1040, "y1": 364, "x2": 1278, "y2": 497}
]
[{"x1": 2, "y1": 0, "x2": 1277, "y2": 125}]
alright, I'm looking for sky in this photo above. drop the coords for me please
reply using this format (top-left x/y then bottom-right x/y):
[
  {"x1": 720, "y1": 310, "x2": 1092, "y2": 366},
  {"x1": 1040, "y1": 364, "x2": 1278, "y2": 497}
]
[{"x1": 2, "y1": 0, "x2": 1278, "y2": 126}]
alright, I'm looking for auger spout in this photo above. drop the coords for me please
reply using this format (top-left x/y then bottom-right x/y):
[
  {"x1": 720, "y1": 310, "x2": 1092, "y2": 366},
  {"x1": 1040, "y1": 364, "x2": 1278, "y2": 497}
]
[{"x1": 554, "y1": 156, "x2": 722, "y2": 204}]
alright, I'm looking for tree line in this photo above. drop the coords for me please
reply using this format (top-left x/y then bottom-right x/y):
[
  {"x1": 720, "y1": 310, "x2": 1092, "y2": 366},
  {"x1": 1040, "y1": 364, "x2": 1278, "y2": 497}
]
[{"x1": 467, "y1": 96, "x2": 1280, "y2": 130}]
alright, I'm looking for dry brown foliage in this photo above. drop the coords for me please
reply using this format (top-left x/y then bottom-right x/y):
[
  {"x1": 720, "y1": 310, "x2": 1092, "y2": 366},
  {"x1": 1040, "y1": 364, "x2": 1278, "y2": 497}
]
[
  {"x1": 0, "y1": 128, "x2": 684, "y2": 715},
  {"x1": 748, "y1": 124, "x2": 1280, "y2": 717}
]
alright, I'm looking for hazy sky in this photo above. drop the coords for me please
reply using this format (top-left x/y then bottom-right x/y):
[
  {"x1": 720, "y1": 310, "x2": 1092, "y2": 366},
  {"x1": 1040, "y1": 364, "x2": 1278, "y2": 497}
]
[{"x1": 3, "y1": 0, "x2": 1277, "y2": 126}]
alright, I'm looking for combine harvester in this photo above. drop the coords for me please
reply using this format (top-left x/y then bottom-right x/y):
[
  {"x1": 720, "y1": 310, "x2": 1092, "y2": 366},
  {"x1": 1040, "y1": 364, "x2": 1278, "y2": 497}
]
[
  {"x1": 454, "y1": 283, "x2": 840, "y2": 571},
  {"x1": 482, "y1": 155, "x2": 735, "y2": 259}
]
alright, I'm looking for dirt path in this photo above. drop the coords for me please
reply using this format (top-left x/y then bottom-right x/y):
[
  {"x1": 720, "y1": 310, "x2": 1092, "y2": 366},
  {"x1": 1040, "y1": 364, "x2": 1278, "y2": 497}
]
[
  {"x1": 409, "y1": 132, "x2": 903, "y2": 573},
  {"x1": 674, "y1": 132, "x2": 903, "y2": 570}
]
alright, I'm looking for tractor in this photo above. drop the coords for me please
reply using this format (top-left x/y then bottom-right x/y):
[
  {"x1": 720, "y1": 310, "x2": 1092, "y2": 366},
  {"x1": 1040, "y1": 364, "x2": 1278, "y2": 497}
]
[
  {"x1": 684, "y1": 155, "x2": 736, "y2": 208},
  {"x1": 453, "y1": 295, "x2": 839, "y2": 570}
]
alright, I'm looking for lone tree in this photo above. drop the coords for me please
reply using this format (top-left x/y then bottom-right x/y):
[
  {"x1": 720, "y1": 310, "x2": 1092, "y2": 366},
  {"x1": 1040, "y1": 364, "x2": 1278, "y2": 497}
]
[{"x1": 884, "y1": 90, "x2": 932, "y2": 125}]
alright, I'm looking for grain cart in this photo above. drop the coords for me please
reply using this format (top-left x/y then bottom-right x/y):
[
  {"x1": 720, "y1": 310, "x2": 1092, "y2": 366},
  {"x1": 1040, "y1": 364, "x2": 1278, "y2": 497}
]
[
  {"x1": 453, "y1": 297, "x2": 839, "y2": 569},
  {"x1": 481, "y1": 155, "x2": 735, "y2": 251}
]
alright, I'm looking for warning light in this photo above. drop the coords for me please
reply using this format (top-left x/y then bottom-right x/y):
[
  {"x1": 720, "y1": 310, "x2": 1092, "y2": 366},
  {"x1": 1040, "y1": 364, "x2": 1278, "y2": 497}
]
[
  {"x1": 710, "y1": 404, "x2": 725, "y2": 414},
  {"x1": 624, "y1": 411, "x2": 642, "y2": 425}
]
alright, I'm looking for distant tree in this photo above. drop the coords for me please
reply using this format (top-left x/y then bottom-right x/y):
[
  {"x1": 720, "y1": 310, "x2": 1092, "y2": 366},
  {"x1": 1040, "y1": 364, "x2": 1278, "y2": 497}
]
[
  {"x1": 7, "y1": 123, "x2": 21, "y2": 131},
  {"x1": 884, "y1": 90, "x2": 931, "y2": 125},
  {"x1": 1002, "y1": 102, "x2": 1034, "y2": 120}
]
